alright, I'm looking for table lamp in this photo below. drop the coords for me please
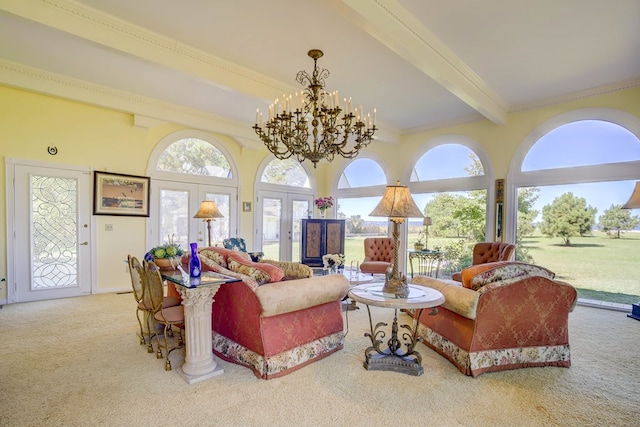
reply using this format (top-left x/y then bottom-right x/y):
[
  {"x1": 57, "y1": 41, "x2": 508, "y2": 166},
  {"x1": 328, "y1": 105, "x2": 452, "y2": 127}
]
[
  {"x1": 193, "y1": 200, "x2": 224, "y2": 247},
  {"x1": 423, "y1": 216, "x2": 432, "y2": 250},
  {"x1": 622, "y1": 181, "x2": 640, "y2": 321},
  {"x1": 370, "y1": 181, "x2": 424, "y2": 297}
]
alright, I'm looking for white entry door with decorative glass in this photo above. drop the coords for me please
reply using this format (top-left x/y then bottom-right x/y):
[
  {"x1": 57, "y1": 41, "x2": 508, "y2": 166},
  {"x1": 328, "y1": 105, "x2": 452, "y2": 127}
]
[
  {"x1": 149, "y1": 180, "x2": 237, "y2": 250},
  {"x1": 10, "y1": 163, "x2": 92, "y2": 302},
  {"x1": 257, "y1": 191, "x2": 312, "y2": 262}
]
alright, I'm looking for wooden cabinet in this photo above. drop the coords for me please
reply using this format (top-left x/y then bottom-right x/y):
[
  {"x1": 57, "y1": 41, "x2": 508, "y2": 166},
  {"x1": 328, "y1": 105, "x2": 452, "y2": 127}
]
[{"x1": 301, "y1": 219, "x2": 345, "y2": 267}]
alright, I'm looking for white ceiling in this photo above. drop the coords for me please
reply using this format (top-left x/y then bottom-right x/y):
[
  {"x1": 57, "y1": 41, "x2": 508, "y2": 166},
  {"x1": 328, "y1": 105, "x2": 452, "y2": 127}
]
[{"x1": 1, "y1": 0, "x2": 639, "y2": 146}]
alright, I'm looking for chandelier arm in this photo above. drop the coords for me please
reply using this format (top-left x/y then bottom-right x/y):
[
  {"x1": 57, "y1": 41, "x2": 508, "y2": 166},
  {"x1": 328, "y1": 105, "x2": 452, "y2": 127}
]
[{"x1": 253, "y1": 49, "x2": 376, "y2": 168}]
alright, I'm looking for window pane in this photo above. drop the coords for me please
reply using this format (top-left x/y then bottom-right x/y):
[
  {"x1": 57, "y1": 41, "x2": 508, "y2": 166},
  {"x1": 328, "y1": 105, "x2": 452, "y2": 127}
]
[
  {"x1": 261, "y1": 158, "x2": 311, "y2": 187},
  {"x1": 338, "y1": 158, "x2": 386, "y2": 188},
  {"x1": 411, "y1": 144, "x2": 483, "y2": 181},
  {"x1": 159, "y1": 189, "x2": 189, "y2": 246},
  {"x1": 157, "y1": 138, "x2": 232, "y2": 178},
  {"x1": 522, "y1": 120, "x2": 640, "y2": 171}
]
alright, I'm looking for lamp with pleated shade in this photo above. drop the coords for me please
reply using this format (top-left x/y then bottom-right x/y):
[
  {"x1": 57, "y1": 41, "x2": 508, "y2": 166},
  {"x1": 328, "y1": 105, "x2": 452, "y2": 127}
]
[
  {"x1": 370, "y1": 181, "x2": 424, "y2": 296},
  {"x1": 193, "y1": 201, "x2": 224, "y2": 247}
]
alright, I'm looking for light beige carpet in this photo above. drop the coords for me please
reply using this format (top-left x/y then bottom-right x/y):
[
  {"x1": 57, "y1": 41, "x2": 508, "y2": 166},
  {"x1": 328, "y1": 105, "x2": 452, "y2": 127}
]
[{"x1": 0, "y1": 293, "x2": 637, "y2": 427}]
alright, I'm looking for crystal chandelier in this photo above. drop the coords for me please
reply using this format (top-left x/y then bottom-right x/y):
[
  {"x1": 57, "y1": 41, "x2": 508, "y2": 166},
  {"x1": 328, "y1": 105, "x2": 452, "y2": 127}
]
[{"x1": 253, "y1": 49, "x2": 377, "y2": 168}]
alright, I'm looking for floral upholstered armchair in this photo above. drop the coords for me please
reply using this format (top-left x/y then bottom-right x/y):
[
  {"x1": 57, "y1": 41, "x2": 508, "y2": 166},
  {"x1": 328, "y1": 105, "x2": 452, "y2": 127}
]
[
  {"x1": 222, "y1": 237, "x2": 264, "y2": 262},
  {"x1": 411, "y1": 261, "x2": 577, "y2": 377}
]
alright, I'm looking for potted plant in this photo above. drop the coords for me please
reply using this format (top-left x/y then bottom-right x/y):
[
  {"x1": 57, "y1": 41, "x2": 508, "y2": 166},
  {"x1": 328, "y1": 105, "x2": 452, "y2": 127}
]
[
  {"x1": 414, "y1": 230, "x2": 425, "y2": 251},
  {"x1": 144, "y1": 234, "x2": 185, "y2": 270},
  {"x1": 314, "y1": 196, "x2": 334, "y2": 218}
]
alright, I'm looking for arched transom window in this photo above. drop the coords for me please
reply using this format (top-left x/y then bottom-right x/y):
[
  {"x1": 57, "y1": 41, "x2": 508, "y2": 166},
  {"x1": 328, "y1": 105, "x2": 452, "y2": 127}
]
[{"x1": 157, "y1": 138, "x2": 233, "y2": 178}]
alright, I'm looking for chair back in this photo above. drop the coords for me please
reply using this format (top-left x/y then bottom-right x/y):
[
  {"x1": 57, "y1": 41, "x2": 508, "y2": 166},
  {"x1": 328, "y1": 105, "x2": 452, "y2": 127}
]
[
  {"x1": 143, "y1": 261, "x2": 166, "y2": 317},
  {"x1": 127, "y1": 255, "x2": 144, "y2": 303},
  {"x1": 363, "y1": 237, "x2": 395, "y2": 262},
  {"x1": 472, "y1": 242, "x2": 516, "y2": 265},
  {"x1": 223, "y1": 237, "x2": 248, "y2": 253}
]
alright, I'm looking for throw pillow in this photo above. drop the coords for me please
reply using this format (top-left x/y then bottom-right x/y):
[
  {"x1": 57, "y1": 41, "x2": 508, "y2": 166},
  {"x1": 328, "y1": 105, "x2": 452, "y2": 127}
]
[
  {"x1": 469, "y1": 261, "x2": 555, "y2": 291},
  {"x1": 460, "y1": 261, "x2": 512, "y2": 289},
  {"x1": 199, "y1": 249, "x2": 227, "y2": 268},
  {"x1": 227, "y1": 258, "x2": 271, "y2": 285},
  {"x1": 227, "y1": 252, "x2": 285, "y2": 284}
]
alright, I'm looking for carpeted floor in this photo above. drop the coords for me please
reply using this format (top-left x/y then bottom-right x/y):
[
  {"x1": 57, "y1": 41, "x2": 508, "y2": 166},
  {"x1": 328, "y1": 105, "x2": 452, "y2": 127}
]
[{"x1": 0, "y1": 292, "x2": 637, "y2": 427}]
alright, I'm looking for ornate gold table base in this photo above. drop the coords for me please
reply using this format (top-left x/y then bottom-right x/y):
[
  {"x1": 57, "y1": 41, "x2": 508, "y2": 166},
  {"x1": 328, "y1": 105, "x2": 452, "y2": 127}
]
[
  {"x1": 362, "y1": 307, "x2": 436, "y2": 376},
  {"x1": 348, "y1": 283, "x2": 445, "y2": 376}
]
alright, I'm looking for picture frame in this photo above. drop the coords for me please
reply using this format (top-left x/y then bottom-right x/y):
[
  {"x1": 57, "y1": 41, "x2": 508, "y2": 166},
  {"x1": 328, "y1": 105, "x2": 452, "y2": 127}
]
[
  {"x1": 242, "y1": 201, "x2": 252, "y2": 212},
  {"x1": 93, "y1": 171, "x2": 150, "y2": 217}
]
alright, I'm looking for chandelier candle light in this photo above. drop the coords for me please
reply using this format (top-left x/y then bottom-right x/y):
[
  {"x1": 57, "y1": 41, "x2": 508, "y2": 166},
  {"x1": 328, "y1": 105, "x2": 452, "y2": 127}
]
[
  {"x1": 370, "y1": 181, "x2": 424, "y2": 297},
  {"x1": 253, "y1": 49, "x2": 377, "y2": 168}
]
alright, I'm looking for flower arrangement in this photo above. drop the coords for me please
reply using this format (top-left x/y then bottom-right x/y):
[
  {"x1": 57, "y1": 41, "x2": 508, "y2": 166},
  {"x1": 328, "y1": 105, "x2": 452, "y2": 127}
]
[
  {"x1": 314, "y1": 196, "x2": 334, "y2": 212},
  {"x1": 322, "y1": 253, "x2": 345, "y2": 270},
  {"x1": 144, "y1": 234, "x2": 184, "y2": 262}
]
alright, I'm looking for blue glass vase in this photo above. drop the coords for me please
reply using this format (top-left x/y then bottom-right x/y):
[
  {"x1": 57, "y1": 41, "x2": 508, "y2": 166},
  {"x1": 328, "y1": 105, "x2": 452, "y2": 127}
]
[{"x1": 189, "y1": 242, "x2": 201, "y2": 278}]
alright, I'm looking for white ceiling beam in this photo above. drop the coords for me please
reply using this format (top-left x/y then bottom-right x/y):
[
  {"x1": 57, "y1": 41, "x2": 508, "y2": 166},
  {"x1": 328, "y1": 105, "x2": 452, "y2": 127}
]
[
  {"x1": 336, "y1": 0, "x2": 508, "y2": 125},
  {"x1": 0, "y1": 0, "x2": 295, "y2": 102}
]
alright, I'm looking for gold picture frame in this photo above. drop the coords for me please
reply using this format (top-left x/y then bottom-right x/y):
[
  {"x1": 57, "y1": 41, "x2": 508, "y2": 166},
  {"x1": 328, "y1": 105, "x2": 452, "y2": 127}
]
[
  {"x1": 93, "y1": 171, "x2": 150, "y2": 217},
  {"x1": 242, "y1": 201, "x2": 252, "y2": 212}
]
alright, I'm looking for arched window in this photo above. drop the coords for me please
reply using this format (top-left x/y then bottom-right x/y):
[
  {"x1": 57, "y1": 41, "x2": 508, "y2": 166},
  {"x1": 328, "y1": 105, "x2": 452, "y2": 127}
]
[
  {"x1": 522, "y1": 120, "x2": 640, "y2": 171},
  {"x1": 157, "y1": 138, "x2": 232, "y2": 178},
  {"x1": 406, "y1": 138, "x2": 492, "y2": 277},
  {"x1": 146, "y1": 130, "x2": 239, "y2": 250},
  {"x1": 509, "y1": 110, "x2": 640, "y2": 305},
  {"x1": 260, "y1": 158, "x2": 311, "y2": 188},
  {"x1": 411, "y1": 143, "x2": 484, "y2": 181},
  {"x1": 331, "y1": 156, "x2": 390, "y2": 249},
  {"x1": 337, "y1": 158, "x2": 386, "y2": 189}
]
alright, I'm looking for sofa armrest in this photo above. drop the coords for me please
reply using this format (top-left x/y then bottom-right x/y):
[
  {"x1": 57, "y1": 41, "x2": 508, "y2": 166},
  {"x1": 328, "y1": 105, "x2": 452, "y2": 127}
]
[
  {"x1": 411, "y1": 276, "x2": 479, "y2": 320},
  {"x1": 256, "y1": 274, "x2": 349, "y2": 317}
]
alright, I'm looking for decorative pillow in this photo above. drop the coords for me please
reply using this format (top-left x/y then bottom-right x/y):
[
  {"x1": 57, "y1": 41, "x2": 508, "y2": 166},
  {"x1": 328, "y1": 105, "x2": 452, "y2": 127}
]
[
  {"x1": 209, "y1": 246, "x2": 251, "y2": 263},
  {"x1": 199, "y1": 249, "x2": 227, "y2": 268},
  {"x1": 227, "y1": 258, "x2": 272, "y2": 285},
  {"x1": 227, "y1": 252, "x2": 285, "y2": 284},
  {"x1": 460, "y1": 261, "x2": 512, "y2": 289},
  {"x1": 469, "y1": 261, "x2": 555, "y2": 291}
]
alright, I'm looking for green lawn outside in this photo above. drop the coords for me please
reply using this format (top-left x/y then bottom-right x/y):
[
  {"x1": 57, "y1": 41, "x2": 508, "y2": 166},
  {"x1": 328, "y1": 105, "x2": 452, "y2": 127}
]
[
  {"x1": 278, "y1": 231, "x2": 640, "y2": 305},
  {"x1": 520, "y1": 231, "x2": 640, "y2": 304}
]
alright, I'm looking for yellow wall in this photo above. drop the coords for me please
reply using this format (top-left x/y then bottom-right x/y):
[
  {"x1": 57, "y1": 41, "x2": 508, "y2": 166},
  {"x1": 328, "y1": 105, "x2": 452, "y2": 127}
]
[{"x1": 1, "y1": 84, "x2": 639, "y2": 300}]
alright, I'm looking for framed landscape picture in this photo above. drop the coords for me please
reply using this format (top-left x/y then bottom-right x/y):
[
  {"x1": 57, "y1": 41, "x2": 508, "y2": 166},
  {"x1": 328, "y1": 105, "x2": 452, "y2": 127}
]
[{"x1": 93, "y1": 171, "x2": 150, "y2": 217}]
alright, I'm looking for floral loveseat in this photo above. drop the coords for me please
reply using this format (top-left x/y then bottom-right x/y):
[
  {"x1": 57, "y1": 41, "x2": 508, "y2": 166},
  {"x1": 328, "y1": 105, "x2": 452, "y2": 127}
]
[
  {"x1": 411, "y1": 261, "x2": 577, "y2": 377},
  {"x1": 168, "y1": 247, "x2": 349, "y2": 379}
]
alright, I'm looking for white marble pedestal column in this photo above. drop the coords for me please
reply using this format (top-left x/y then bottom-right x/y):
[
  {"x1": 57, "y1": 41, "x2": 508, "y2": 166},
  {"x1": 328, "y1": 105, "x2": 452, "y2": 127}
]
[{"x1": 175, "y1": 284, "x2": 224, "y2": 384}]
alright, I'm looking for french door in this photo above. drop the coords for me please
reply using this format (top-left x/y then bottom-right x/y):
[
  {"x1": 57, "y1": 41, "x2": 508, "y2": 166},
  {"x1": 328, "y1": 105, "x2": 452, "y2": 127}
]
[
  {"x1": 256, "y1": 190, "x2": 312, "y2": 261},
  {"x1": 149, "y1": 179, "x2": 237, "y2": 250},
  {"x1": 9, "y1": 161, "x2": 92, "y2": 302}
]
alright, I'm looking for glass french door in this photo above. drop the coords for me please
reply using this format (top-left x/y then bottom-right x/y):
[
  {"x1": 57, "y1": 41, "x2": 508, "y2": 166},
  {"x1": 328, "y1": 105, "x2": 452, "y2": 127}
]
[
  {"x1": 257, "y1": 191, "x2": 312, "y2": 261},
  {"x1": 11, "y1": 163, "x2": 92, "y2": 302},
  {"x1": 149, "y1": 180, "x2": 237, "y2": 250}
]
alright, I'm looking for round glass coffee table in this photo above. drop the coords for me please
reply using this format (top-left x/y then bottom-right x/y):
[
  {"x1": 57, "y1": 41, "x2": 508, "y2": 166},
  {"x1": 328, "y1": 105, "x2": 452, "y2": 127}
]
[{"x1": 348, "y1": 283, "x2": 445, "y2": 376}]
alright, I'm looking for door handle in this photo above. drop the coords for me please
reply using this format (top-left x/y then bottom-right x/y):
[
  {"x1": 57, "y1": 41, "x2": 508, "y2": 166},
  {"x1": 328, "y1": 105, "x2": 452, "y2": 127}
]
[{"x1": 79, "y1": 242, "x2": 88, "y2": 245}]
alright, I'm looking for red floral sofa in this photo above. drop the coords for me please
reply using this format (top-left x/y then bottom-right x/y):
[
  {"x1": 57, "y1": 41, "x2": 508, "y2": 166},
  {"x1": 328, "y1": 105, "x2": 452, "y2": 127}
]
[
  {"x1": 411, "y1": 261, "x2": 577, "y2": 377},
  {"x1": 168, "y1": 247, "x2": 349, "y2": 379}
]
